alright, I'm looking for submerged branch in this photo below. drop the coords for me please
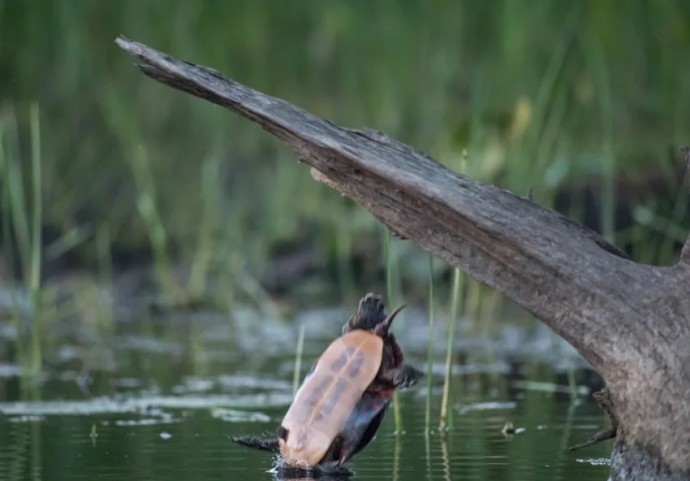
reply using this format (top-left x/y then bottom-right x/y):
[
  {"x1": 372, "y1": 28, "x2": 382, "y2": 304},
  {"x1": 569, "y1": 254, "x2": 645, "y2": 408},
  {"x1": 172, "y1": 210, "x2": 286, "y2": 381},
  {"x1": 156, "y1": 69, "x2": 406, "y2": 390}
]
[{"x1": 569, "y1": 388, "x2": 618, "y2": 451}]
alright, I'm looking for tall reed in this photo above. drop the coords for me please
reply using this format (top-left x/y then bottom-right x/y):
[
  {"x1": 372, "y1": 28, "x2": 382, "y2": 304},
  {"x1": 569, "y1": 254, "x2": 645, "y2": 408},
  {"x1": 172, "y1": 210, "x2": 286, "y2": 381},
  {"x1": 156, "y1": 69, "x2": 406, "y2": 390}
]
[
  {"x1": 189, "y1": 152, "x2": 222, "y2": 299},
  {"x1": 424, "y1": 255, "x2": 436, "y2": 432},
  {"x1": 27, "y1": 103, "x2": 43, "y2": 381},
  {"x1": 439, "y1": 268, "x2": 462, "y2": 430},
  {"x1": 95, "y1": 224, "x2": 114, "y2": 330},
  {"x1": 0, "y1": 106, "x2": 44, "y2": 382},
  {"x1": 383, "y1": 229, "x2": 403, "y2": 433},
  {"x1": 127, "y1": 145, "x2": 180, "y2": 303},
  {"x1": 292, "y1": 323, "x2": 306, "y2": 396}
]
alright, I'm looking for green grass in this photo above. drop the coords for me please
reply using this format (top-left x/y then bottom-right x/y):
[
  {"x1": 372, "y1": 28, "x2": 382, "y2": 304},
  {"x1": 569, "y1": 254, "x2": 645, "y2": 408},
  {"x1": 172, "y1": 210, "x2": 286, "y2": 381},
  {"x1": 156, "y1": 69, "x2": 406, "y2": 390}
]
[
  {"x1": 0, "y1": 11, "x2": 687, "y2": 450},
  {"x1": 2, "y1": 2, "x2": 689, "y2": 433},
  {"x1": 384, "y1": 229, "x2": 403, "y2": 434},
  {"x1": 27, "y1": 103, "x2": 43, "y2": 383},
  {"x1": 292, "y1": 322, "x2": 306, "y2": 396},
  {"x1": 439, "y1": 268, "x2": 463, "y2": 431},
  {"x1": 424, "y1": 255, "x2": 436, "y2": 433},
  {"x1": 0, "y1": 105, "x2": 44, "y2": 383},
  {"x1": 1, "y1": 1, "x2": 690, "y2": 314}
]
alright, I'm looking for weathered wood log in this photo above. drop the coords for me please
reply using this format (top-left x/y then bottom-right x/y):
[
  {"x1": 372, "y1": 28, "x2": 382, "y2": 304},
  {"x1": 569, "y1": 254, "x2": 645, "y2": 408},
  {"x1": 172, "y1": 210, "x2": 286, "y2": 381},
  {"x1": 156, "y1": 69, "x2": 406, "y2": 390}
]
[
  {"x1": 569, "y1": 388, "x2": 618, "y2": 451},
  {"x1": 115, "y1": 36, "x2": 690, "y2": 480}
]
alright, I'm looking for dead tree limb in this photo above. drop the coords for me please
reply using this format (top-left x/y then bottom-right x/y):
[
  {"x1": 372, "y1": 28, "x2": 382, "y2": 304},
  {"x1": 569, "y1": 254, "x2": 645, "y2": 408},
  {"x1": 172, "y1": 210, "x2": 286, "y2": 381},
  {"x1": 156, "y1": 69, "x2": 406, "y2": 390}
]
[
  {"x1": 569, "y1": 388, "x2": 618, "y2": 451},
  {"x1": 116, "y1": 36, "x2": 690, "y2": 480}
]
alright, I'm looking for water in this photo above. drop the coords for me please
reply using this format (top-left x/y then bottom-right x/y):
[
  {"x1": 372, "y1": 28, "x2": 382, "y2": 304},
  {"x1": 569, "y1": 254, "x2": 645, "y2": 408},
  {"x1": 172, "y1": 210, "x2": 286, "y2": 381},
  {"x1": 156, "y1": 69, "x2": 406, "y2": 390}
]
[{"x1": 0, "y1": 305, "x2": 612, "y2": 480}]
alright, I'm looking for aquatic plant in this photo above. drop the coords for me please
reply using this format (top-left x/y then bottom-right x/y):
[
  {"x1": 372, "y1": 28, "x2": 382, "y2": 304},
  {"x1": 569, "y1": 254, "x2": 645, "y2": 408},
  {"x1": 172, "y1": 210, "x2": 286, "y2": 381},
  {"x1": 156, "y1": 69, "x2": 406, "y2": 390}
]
[
  {"x1": 0, "y1": 105, "x2": 44, "y2": 383},
  {"x1": 2, "y1": 1, "x2": 689, "y2": 305}
]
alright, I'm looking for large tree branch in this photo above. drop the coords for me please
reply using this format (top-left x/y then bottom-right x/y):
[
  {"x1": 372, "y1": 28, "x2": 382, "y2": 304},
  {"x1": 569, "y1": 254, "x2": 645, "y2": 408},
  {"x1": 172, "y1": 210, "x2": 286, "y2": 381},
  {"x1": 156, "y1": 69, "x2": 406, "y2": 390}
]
[{"x1": 116, "y1": 36, "x2": 690, "y2": 478}]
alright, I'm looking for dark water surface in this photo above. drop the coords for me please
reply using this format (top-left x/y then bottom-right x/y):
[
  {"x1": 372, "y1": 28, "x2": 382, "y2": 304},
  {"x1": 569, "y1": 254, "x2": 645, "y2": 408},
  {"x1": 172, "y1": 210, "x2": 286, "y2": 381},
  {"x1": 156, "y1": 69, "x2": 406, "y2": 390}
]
[{"x1": 0, "y1": 306, "x2": 612, "y2": 480}]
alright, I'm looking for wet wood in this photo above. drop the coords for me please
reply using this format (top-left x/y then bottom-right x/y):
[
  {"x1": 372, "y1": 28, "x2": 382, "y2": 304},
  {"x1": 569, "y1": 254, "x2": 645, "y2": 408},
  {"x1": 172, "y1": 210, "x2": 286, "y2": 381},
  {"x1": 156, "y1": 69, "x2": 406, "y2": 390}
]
[
  {"x1": 569, "y1": 388, "x2": 618, "y2": 451},
  {"x1": 116, "y1": 36, "x2": 690, "y2": 480}
]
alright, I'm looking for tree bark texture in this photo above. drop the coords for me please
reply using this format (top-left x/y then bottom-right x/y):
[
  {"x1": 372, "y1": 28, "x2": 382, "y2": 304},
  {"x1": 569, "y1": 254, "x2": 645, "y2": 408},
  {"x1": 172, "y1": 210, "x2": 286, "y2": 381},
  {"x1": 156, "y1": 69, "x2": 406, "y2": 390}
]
[{"x1": 116, "y1": 36, "x2": 690, "y2": 480}]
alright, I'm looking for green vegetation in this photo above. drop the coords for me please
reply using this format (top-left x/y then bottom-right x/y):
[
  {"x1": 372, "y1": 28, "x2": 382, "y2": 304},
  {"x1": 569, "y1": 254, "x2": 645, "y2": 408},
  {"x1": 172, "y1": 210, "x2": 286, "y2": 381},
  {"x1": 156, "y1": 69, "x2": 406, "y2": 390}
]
[
  {"x1": 440, "y1": 268, "x2": 463, "y2": 430},
  {"x1": 424, "y1": 256, "x2": 435, "y2": 434},
  {"x1": 1, "y1": 1, "x2": 690, "y2": 311},
  {"x1": 1, "y1": 105, "x2": 44, "y2": 383},
  {"x1": 0, "y1": 8, "x2": 687, "y2": 449},
  {"x1": 291, "y1": 322, "x2": 306, "y2": 396},
  {"x1": 3, "y1": 4, "x2": 689, "y2": 416}
]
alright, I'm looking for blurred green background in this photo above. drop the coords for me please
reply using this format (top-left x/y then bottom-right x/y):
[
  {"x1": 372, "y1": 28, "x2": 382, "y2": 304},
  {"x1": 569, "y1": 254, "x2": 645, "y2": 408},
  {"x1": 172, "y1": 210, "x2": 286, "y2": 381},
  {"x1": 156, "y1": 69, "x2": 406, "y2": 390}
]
[
  {"x1": 2, "y1": 0, "x2": 690, "y2": 307},
  {"x1": 1, "y1": 3, "x2": 688, "y2": 479}
]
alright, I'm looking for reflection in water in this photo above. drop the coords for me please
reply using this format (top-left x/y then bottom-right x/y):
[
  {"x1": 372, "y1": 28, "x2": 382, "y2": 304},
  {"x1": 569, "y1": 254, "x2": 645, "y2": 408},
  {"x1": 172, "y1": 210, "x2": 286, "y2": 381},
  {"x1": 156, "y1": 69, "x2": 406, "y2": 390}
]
[
  {"x1": 273, "y1": 476, "x2": 348, "y2": 481},
  {"x1": 30, "y1": 423, "x2": 40, "y2": 481},
  {"x1": 0, "y1": 393, "x2": 613, "y2": 481},
  {"x1": 424, "y1": 432, "x2": 433, "y2": 481},
  {"x1": 7, "y1": 423, "x2": 28, "y2": 481},
  {"x1": 440, "y1": 432, "x2": 451, "y2": 481},
  {"x1": 392, "y1": 431, "x2": 401, "y2": 481},
  {"x1": 554, "y1": 400, "x2": 578, "y2": 480},
  {"x1": 2, "y1": 422, "x2": 42, "y2": 481},
  {"x1": 269, "y1": 465, "x2": 353, "y2": 481},
  {"x1": 0, "y1": 310, "x2": 613, "y2": 481}
]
